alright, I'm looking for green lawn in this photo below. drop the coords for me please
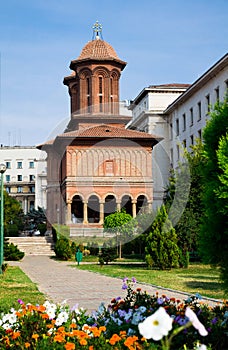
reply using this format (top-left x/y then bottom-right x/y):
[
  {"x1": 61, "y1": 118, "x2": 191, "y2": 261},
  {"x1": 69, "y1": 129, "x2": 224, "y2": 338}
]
[
  {"x1": 0, "y1": 266, "x2": 46, "y2": 313},
  {"x1": 74, "y1": 262, "x2": 225, "y2": 300}
]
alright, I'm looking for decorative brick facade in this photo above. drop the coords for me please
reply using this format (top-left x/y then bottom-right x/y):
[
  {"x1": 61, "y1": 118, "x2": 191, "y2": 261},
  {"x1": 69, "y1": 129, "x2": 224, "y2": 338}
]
[{"x1": 39, "y1": 23, "x2": 161, "y2": 233}]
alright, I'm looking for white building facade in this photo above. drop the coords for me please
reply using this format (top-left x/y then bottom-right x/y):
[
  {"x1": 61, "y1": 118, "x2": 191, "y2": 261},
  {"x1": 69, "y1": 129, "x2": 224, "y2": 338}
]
[
  {"x1": 166, "y1": 53, "x2": 228, "y2": 168},
  {"x1": 0, "y1": 146, "x2": 47, "y2": 213},
  {"x1": 128, "y1": 53, "x2": 228, "y2": 207},
  {"x1": 128, "y1": 84, "x2": 190, "y2": 207}
]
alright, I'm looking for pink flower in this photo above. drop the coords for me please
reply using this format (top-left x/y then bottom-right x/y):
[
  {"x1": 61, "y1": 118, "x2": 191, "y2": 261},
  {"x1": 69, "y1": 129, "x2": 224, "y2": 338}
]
[{"x1": 185, "y1": 307, "x2": 208, "y2": 336}]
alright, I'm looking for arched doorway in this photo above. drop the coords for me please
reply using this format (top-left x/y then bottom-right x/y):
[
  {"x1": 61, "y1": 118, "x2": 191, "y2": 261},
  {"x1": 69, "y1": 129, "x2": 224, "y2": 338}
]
[
  {"x1": 136, "y1": 195, "x2": 148, "y2": 214},
  {"x1": 104, "y1": 195, "x2": 117, "y2": 219},
  {"x1": 121, "y1": 195, "x2": 132, "y2": 216},
  {"x1": 88, "y1": 195, "x2": 100, "y2": 223},
  {"x1": 71, "y1": 195, "x2": 83, "y2": 223}
]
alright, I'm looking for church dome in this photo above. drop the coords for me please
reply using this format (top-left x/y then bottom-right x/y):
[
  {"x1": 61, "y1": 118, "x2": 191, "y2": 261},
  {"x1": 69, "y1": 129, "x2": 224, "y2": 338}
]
[{"x1": 77, "y1": 38, "x2": 120, "y2": 61}]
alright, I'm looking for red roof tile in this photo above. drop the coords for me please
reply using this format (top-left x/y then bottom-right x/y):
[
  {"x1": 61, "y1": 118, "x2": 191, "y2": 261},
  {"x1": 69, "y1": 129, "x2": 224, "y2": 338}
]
[{"x1": 78, "y1": 39, "x2": 120, "y2": 61}]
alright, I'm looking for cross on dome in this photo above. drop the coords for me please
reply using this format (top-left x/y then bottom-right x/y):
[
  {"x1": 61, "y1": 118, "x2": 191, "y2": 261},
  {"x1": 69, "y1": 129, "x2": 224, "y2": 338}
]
[{"x1": 92, "y1": 20, "x2": 103, "y2": 40}]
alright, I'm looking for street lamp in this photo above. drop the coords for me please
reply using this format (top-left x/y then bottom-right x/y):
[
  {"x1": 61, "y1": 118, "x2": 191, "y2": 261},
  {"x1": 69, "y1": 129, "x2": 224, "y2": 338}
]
[{"x1": 0, "y1": 163, "x2": 6, "y2": 274}]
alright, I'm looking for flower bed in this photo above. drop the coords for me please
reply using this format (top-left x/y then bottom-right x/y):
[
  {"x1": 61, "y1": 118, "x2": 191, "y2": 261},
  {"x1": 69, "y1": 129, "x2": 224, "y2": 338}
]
[{"x1": 0, "y1": 278, "x2": 227, "y2": 349}]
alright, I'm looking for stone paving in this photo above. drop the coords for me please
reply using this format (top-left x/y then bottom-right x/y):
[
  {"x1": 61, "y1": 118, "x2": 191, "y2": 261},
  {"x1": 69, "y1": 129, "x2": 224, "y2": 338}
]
[{"x1": 9, "y1": 256, "x2": 221, "y2": 314}]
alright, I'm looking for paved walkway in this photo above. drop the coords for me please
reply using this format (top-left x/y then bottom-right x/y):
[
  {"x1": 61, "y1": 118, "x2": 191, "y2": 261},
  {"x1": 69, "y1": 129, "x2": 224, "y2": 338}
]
[{"x1": 9, "y1": 256, "x2": 221, "y2": 314}]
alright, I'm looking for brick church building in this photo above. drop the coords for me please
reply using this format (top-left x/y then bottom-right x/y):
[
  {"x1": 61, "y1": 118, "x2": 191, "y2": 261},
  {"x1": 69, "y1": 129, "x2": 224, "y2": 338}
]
[{"x1": 39, "y1": 22, "x2": 161, "y2": 235}]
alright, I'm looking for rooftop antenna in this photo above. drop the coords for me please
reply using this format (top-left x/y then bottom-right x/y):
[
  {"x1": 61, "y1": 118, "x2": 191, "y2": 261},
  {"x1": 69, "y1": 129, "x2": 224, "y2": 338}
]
[{"x1": 92, "y1": 20, "x2": 103, "y2": 40}]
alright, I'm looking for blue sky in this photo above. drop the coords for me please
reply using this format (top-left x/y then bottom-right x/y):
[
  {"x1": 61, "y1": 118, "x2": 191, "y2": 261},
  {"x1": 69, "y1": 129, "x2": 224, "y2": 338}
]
[{"x1": 0, "y1": 0, "x2": 227, "y2": 146}]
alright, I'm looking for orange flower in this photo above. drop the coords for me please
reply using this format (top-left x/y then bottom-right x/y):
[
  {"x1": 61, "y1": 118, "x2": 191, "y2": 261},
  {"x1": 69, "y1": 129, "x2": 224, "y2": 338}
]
[
  {"x1": 120, "y1": 330, "x2": 127, "y2": 338},
  {"x1": 32, "y1": 334, "x2": 39, "y2": 340},
  {"x1": 89, "y1": 346, "x2": 94, "y2": 350},
  {"x1": 79, "y1": 338, "x2": 88, "y2": 346},
  {"x1": 11, "y1": 331, "x2": 21, "y2": 340},
  {"x1": 70, "y1": 323, "x2": 77, "y2": 329},
  {"x1": 41, "y1": 313, "x2": 49, "y2": 319},
  {"x1": 58, "y1": 326, "x2": 65, "y2": 333},
  {"x1": 124, "y1": 335, "x2": 139, "y2": 349},
  {"x1": 54, "y1": 334, "x2": 65, "y2": 343},
  {"x1": 64, "y1": 342, "x2": 75, "y2": 350},
  {"x1": 37, "y1": 305, "x2": 46, "y2": 313},
  {"x1": 109, "y1": 334, "x2": 121, "y2": 345},
  {"x1": 99, "y1": 326, "x2": 106, "y2": 332},
  {"x1": 25, "y1": 342, "x2": 31, "y2": 348}
]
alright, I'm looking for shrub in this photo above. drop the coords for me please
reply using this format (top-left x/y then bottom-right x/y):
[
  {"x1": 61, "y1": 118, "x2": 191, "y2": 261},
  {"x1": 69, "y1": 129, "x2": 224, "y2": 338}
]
[
  {"x1": 99, "y1": 244, "x2": 117, "y2": 265},
  {"x1": 4, "y1": 238, "x2": 24, "y2": 261},
  {"x1": 54, "y1": 236, "x2": 72, "y2": 260},
  {"x1": 37, "y1": 223, "x2": 46, "y2": 236},
  {"x1": 5, "y1": 223, "x2": 19, "y2": 237},
  {"x1": 88, "y1": 242, "x2": 99, "y2": 255},
  {"x1": 144, "y1": 205, "x2": 180, "y2": 269}
]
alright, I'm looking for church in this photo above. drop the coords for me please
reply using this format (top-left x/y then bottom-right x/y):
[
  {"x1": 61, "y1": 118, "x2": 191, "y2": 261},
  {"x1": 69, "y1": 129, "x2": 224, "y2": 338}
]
[{"x1": 38, "y1": 22, "x2": 161, "y2": 236}]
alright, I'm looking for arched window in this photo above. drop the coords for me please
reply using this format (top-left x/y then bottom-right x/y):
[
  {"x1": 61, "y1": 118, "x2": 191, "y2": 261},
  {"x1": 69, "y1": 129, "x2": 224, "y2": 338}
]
[
  {"x1": 99, "y1": 76, "x2": 103, "y2": 112},
  {"x1": 86, "y1": 77, "x2": 91, "y2": 112},
  {"x1": 104, "y1": 195, "x2": 116, "y2": 218},
  {"x1": 121, "y1": 195, "x2": 132, "y2": 216},
  {"x1": 71, "y1": 195, "x2": 83, "y2": 223},
  {"x1": 136, "y1": 195, "x2": 148, "y2": 214},
  {"x1": 88, "y1": 195, "x2": 100, "y2": 223},
  {"x1": 110, "y1": 77, "x2": 114, "y2": 114}
]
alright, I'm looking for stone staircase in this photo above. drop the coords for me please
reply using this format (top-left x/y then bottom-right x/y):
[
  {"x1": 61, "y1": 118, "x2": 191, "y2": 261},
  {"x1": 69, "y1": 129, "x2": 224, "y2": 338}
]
[{"x1": 7, "y1": 236, "x2": 55, "y2": 256}]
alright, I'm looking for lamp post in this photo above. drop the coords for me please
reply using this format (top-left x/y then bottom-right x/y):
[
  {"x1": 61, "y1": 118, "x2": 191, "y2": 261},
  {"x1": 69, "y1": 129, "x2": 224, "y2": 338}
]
[{"x1": 0, "y1": 163, "x2": 6, "y2": 274}]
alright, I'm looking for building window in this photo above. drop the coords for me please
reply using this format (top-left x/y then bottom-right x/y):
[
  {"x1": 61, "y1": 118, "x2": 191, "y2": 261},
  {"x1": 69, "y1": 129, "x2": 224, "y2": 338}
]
[
  {"x1": 110, "y1": 77, "x2": 113, "y2": 95},
  {"x1": 225, "y1": 79, "x2": 228, "y2": 91},
  {"x1": 170, "y1": 148, "x2": 173, "y2": 166},
  {"x1": 99, "y1": 76, "x2": 103, "y2": 112},
  {"x1": 176, "y1": 119, "x2": 179, "y2": 136},
  {"x1": 183, "y1": 139, "x2": 186, "y2": 148},
  {"x1": 6, "y1": 187, "x2": 11, "y2": 193},
  {"x1": 29, "y1": 175, "x2": 35, "y2": 182},
  {"x1": 190, "y1": 108, "x2": 193, "y2": 126},
  {"x1": 6, "y1": 175, "x2": 10, "y2": 182},
  {"x1": 197, "y1": 102, "x2": 201, "y2": 121},
  {"x1": 170, "y1": 123, "x2": 173, "y2": 140},
  {"x1": 190, "y1": 135, "x2": 194, "y2": 146},
  {"x1": 29, "y1": 161, "x2": 34, "y2": 168},
  {"x1": 17, "y1": 186, "x2": 23, "y2": 193},
  {"x1": 99, "y1": 76, "x2": 103, "y2": 94},
  {"x1": 17, "y1": 175, "x2": 22, "y2": 181},
  {"x1": 182, "y1": 113, "x2": 186, "y2": 131},
  {"x1": 215, "y1": 87, "x2": 219, "y2": 102},
  {"x1": 30, "y1": 186, "x2": 35, "y2": 193},
  {"x1": 206, "y1": 94, "x2": 210, "y2": 113},
  {"x1": 86, "y1": 77, "x2": 91, "y2": 112},
  {"x1": 29, "y1": 201, "x2": 35, "y2": 211},
  {"x1": 17, "y1": 161, "x2": 23, "y2": 169},
  {"x1": 6, "y1": 161, "x2": 11, "y2": 169},
  {"x1": 198, "y1": 129, "x2": 202, "y2": 140},
  {"x1": 176, "y1": 144, "x2": 180, "y2": 160}
]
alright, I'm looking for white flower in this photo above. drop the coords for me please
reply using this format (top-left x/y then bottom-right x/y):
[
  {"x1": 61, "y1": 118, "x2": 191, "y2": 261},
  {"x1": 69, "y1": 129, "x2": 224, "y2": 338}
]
[
  {"x1": 138, "y1": 307, "x2": 173, "y2": 341},
  {"x1": 195, "y1": 343, "x2": 207, "y2": 350},
  {"x1": 43, "y1": 301, "x2": 57, "y2": 319},
  {"x1": 55, "y1": 311, "x2": 69, "y2": 326},
  {"x1": 185, "y1": 307, "x2": 208, "y2": 336}
]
